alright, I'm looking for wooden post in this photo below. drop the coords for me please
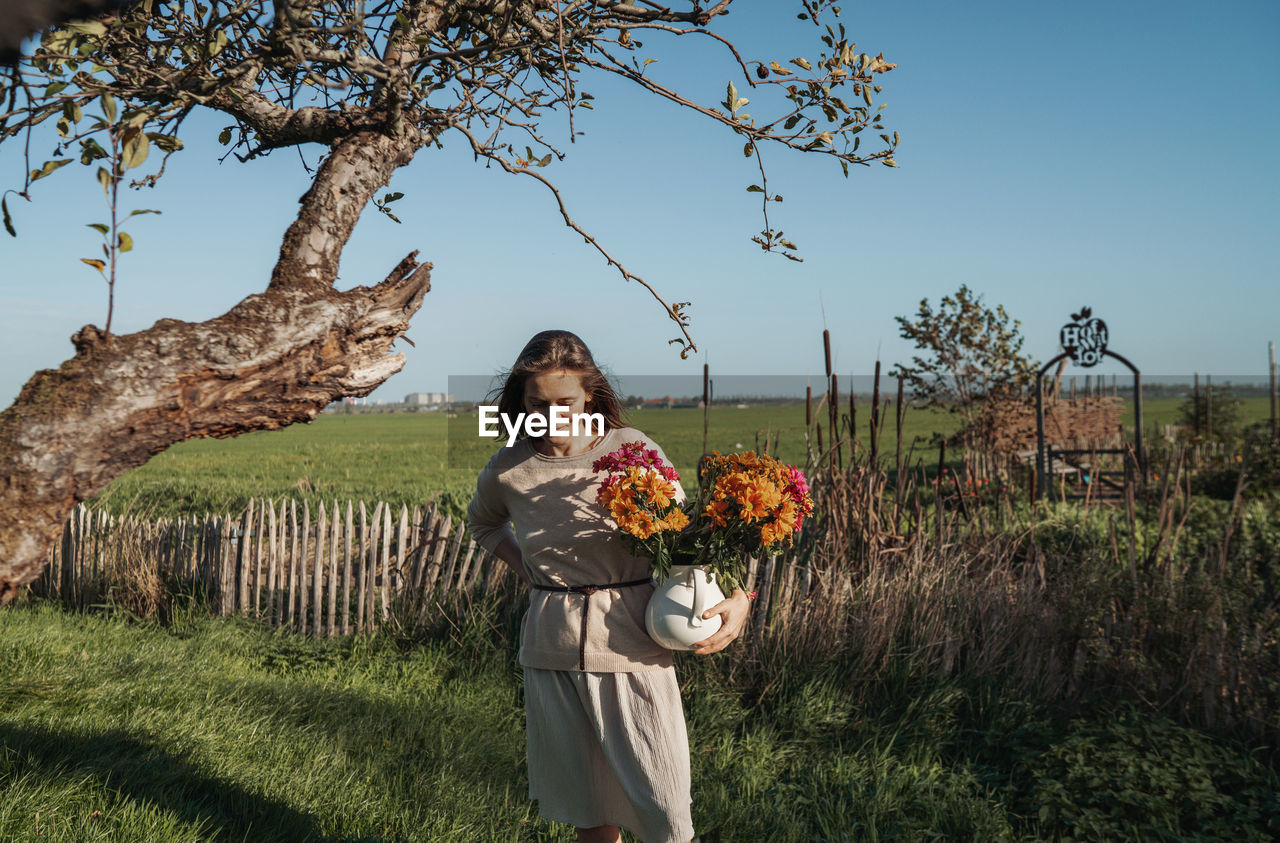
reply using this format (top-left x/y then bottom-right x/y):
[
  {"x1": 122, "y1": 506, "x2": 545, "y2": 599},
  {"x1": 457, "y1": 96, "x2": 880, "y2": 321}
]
[
  {"x1": 419, "y1": 509, "x2": 445, "y2": 593},
  {"x1": 298, "y1": 500, "x2": 310, "y2": 634},
  {"x1": 1270, "y1": 341, "x2": 1278, "y2": 442},
  {"x1": 380, "y1": 503, "x2": 392, "y2": 624},
  {"x1": 395, "y1": 504, "x2": 409, "y2": 604},
  {"x1": 702, "y1": 362, "x2": 710, "y2": 457},
  {"x1": 460, "y1": 539, "x2": 480, "y2": 593},
  {"x1": 1193, "y1": 373, "x2": 1200, "y2": 438},
  {"x1": 235, "y1": 501, "x2": 252, "y2": 615},
  {"x1": 420, "y1": 513, "x2": 452, "y2": 619},
  {"x1": 441, "y1": 525, "x2": 465, "y2": 596},
  {"x1": 287, "y1": 500, "x2": 299, "y2": 629},
  {"x1": 327, "y1": 500, "x2": 339, "y2": 637},
  {"x1": 870, "y1": 360, "x2": 881, "y2": 469},
  {"x1": 276, "y1": 499, "x2": 288, "y2": 626},
  {"x1": 252, "y1": 498, "x2": 265, "y2": 616},
  {"x1": 312, "y1": 503, "x2": 327, "y2": 637},
  {"x1": 343, "y1": 500, "x2": 354, "y2": 636},
  {"x1": 357, "y1": 501, "x2": 370, "y2": 633},
  {"x1": 895, "y1": 373, "x2": 905, "y2": 495},
  {"x1": 219, "y1": 516, "x2": 234, "y2": 616},
  {"x1": 1206, "y1": 374, "x2": 1213, "y2": 440},
  {"x1": 823, "y1": 329, "x2": 835, "y2": 471},
  {"x1": 831, "y1": 372, "x2": 842, "y2": 469},
  {"x1": 266, "y1": 499, "x2": 278, "y2": 624}
]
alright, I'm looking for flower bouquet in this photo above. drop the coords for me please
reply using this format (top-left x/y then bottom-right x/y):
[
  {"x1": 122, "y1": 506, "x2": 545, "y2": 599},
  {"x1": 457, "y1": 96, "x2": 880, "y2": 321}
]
[{"x1": 592, "y1": 441, "x2": 813, "y2": 649}]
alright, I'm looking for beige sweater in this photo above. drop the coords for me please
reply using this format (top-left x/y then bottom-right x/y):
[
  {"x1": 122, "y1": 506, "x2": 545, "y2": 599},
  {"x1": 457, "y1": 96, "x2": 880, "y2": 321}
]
[{"x1": 465, "y1": 425, "x2": 687, "y2": 672}]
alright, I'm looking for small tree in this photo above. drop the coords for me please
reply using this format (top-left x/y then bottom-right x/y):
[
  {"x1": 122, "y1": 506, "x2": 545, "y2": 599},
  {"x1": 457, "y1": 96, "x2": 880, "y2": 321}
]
[
  {"x1": 892, "y1": 285, "x2": 1037, "y2": 430},
  {"x1": 1179, "y1": 385, "x2": 1243, "y2": 443}
]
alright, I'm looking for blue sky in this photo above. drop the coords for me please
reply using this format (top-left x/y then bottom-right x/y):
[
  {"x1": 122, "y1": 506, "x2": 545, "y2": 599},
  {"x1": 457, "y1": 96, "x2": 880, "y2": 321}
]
[{"x1": 2, "y1": 0, "x2": 1277, "y2": 408}]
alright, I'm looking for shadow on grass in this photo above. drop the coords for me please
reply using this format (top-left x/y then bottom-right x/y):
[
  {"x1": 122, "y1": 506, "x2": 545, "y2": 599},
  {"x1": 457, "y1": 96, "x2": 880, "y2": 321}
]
[{"x1": 0, "y1": 721, "x2": 332, "y2": 841}]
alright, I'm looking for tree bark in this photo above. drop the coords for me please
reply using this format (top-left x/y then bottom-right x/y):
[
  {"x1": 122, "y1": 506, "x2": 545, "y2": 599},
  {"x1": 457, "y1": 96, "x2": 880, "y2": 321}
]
[{"x1": 0, "y1": 130, "x2": 429, "y2": 605}]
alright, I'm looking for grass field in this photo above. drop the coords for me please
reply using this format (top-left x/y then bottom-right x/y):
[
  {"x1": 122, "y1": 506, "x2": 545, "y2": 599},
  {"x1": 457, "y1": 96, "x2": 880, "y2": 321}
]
[
  {"x1": 87, "y1": 396, "x2": 1276, "y2": 522},
  {"x1": 3, "y1": 598, "x2": 1276, "y2": 841}
]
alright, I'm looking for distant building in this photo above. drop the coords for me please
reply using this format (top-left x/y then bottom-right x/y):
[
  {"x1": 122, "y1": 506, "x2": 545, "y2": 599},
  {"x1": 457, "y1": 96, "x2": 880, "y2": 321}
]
[{"x1": 405, "y1": 392, "x2": 454, "y2": 405}]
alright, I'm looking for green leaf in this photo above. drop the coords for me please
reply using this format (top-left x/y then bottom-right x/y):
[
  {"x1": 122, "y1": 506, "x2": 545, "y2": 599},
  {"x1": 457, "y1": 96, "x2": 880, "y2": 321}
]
[
  {"x1": 121, "y1": 132, "x2": 149, "y2": 169},
  {"x1": 2, "y1": 197, "x2": 15, "y2": 237},
  {"x1": 44, "y1": 81, "x2": 68, "y2": 96},
  {"x1": 117, "y1": 231, "x2": 133, "y2": 252},
  {"x1": 67, "y1": 21, "x2": 107, "y2": 36},
  {"x1": 217, "y1": 127, "x2": 232, "y2": 145},
  {"x1": 209, "y1": 29, "x2": 229, "y2": 57},
  {"x1": 746, "y1": 185, "x2": 764, "y2": 193},
  {"x1": 382, "y1": 192, "x2": 404, "y2": 203},
  {"x1": 79, "y1": 137, "x2": 108, "y2": 164},
  {"x1": 30, "y1": 158, "x2": 72, "y2": 181},
  {"x1": 129, "y1": 209, "x2": 161, "y2": 217},
  {"x1": 147, "y1": 133, "x2": 183, "y2": 152},
  {"x1": 86, "y1": 223, "x2": 109, "y2": 234},
  {"x1": 81, "y1": 258, "x2": 106, "y2": 271},
  {"x1": 537, "y1": 154, "x2": 552, "y2": 167},
  {"x1": 100, "y1": 93, "x2": 117, "y2": 124}
]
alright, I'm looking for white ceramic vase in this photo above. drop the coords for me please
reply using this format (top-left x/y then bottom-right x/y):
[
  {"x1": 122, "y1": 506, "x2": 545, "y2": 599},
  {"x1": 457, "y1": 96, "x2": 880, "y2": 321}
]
[{"x1": 645, "y1": 565, "x2": 726, "y2": 651}]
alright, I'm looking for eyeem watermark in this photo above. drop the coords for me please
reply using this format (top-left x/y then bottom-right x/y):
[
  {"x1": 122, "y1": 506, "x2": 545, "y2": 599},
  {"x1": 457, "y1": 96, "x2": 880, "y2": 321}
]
[{"x1": 478, "y1": 406, "x2": 605, "y2": 447}]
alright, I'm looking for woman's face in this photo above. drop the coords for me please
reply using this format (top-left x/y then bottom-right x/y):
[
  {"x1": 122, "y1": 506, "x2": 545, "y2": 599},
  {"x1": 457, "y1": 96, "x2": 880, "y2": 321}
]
[{"x1": 523, "y1": 369, "x2": 592, "y2": 443}]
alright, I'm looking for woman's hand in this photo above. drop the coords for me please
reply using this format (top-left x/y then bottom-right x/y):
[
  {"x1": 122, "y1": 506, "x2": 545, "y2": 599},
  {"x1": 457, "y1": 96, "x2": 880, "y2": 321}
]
[{"x1": 692, "y1": 589, "x2": 751, "y2": 655}]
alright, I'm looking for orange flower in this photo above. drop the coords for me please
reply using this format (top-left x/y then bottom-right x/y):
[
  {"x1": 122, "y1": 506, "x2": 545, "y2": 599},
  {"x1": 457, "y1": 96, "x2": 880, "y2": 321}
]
[
  {"x1": 633, "y1": 470, "x2": 676, "y2": 508},
  {"x1": 704, "y1": 498, "x2": 732, "y2": 527},
  {"x1": 759, "y1": 519, "x2": 789, "y2": 546},
  {"x1": 661, "y1": 508, "x2": 690, "y2": 531},
  {"x1": 736, "y1": 476, "x2": 782, "y2": 523},
  {"x1": 617, "y1": 510, "x2": 658, "y2": 539}
]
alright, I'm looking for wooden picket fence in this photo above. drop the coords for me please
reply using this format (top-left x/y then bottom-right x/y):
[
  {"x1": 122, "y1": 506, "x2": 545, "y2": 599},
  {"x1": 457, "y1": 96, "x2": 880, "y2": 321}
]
[{"x1": 31, "y1": 499, "x2": 813, "y2": 637}]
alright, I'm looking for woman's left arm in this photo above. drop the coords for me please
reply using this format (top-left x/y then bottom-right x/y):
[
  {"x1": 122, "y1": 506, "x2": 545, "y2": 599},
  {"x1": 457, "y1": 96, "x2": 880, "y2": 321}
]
[{"x1": 691, "y1": 588, "x2": 752, "y2": 655}]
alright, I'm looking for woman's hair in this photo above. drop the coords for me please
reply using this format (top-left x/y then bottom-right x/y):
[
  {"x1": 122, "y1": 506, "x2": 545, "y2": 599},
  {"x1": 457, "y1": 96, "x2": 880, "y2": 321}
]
[{"x1": 487, "y1": 330, "x2": 627, "y2": 440}]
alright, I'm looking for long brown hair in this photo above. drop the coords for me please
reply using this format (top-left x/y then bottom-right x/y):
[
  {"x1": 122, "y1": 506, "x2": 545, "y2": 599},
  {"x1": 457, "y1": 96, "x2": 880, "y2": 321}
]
[{"x1": 487, "y1": 330, "x2": 627, "y2": 441}]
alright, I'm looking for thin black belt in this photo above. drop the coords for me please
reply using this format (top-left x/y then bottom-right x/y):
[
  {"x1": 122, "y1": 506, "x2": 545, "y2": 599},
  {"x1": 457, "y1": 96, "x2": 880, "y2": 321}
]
[{"x1": 531, "y1": 578, "x2": 654, "y2": 670}]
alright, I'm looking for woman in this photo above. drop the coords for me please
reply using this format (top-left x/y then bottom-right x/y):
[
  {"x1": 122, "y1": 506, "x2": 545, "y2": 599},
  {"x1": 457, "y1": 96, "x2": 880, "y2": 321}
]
[{"x1": 465, "y1": 330, "x2": 752, "y2": 843}]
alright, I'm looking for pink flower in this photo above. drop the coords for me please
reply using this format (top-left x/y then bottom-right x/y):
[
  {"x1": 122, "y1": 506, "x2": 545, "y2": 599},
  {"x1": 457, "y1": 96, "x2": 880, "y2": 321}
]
[{"x1": 592, "y1": 440, "x2": 680, "y2": 483}]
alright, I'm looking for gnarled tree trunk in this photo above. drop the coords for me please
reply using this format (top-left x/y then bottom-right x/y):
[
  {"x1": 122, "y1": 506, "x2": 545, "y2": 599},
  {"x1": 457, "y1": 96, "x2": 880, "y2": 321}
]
[{"x1": 0, "y1": 129, "x2": 429, "y2": 604}]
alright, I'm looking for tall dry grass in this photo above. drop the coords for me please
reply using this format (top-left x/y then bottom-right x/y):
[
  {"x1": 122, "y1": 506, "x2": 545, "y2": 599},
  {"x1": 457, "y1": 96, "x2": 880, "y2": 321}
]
[{"x1": 728, "y1": 367, "x2": 1280, "y2": 749}]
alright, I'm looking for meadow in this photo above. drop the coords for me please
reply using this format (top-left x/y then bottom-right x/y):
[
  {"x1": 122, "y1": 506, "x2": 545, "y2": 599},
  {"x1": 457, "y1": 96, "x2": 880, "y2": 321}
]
[
  {"x1": 5, "y1": 393, "x2": 1278, "y2": 840},
  {"x1": 83, "y1": 396, "x2": 1276, "y2": 522},
  {"x1": 3, "y1": 594, "x2": 1276, "y2": 841}
]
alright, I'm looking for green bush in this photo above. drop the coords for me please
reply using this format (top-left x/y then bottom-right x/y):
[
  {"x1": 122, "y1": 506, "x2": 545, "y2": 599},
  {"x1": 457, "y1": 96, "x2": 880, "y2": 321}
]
[{"x1": 1028, "y1": 704, "x2": 1280, "y2": 841}]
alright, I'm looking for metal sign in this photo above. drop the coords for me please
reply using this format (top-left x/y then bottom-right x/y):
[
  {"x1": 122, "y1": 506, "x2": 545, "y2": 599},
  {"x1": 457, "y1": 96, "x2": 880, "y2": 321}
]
[
  {"x1": 1059, "y1": 306, "x2": 1108, "y2": 367},
  {"x1": 1035, "y1": 307, "x2": 1145, "y2": 499}
]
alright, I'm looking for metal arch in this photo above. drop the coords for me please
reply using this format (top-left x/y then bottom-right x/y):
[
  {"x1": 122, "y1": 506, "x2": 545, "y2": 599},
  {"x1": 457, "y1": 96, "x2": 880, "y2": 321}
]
[{"x1": 1035, "y1": 349, "x2": 1145, "y2": 500}]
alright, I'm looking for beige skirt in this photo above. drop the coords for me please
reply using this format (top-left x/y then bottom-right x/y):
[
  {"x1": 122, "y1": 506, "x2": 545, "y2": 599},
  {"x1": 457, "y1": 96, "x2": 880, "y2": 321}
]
[{"x1": 523, "y1": 666, "x2": 694, "y2": 843}]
